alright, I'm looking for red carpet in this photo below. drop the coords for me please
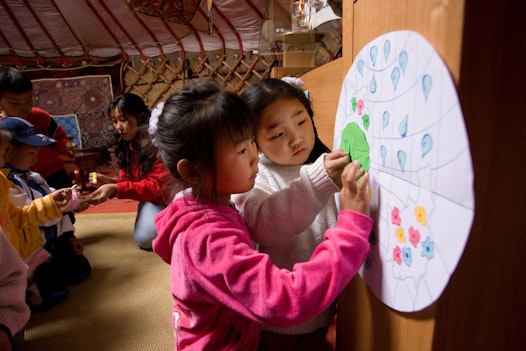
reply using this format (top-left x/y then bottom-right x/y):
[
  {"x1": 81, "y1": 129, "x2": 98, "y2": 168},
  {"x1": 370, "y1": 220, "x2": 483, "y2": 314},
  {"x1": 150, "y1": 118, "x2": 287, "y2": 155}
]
[{"x1": 80, "y1": 197, "x2": 138, "y2": 214}]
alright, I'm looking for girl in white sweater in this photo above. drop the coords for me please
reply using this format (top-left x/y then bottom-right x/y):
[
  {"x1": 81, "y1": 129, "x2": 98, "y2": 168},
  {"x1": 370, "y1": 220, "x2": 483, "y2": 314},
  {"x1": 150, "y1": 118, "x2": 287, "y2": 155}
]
[{"x1": 233, "y1": 78, "x2": 359, "y2": 351}]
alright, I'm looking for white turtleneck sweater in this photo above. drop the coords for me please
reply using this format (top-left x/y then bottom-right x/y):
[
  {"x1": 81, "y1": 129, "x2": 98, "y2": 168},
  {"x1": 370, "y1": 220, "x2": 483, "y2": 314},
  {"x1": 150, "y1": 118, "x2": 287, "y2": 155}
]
[{"x1": 233, "y1": 153, "x2": 341, "y2": 334}]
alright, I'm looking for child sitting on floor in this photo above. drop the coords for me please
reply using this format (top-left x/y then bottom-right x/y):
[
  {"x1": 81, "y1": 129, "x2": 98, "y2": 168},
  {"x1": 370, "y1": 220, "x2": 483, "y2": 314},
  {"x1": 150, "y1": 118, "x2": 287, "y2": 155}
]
[{"x1": 0, "y1": 117, "x2": 89, "y2": 311}]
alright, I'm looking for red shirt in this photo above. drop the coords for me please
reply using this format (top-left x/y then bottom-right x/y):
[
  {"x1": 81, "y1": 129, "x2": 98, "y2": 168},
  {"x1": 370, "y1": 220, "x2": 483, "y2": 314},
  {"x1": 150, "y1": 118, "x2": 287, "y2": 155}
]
[
  {"x1": 25, "y1": 107, "x2": 70, "y2": 178},
  {"x1": 116, "y1": 144, "x2": 172, "y2": 205}
]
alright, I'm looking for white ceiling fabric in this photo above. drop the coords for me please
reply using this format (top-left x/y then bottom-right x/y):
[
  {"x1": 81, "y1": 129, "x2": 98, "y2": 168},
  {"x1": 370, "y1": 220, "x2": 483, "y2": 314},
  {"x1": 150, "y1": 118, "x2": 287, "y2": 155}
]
[{"x1": 0, "y1": 0, "x2": 266, "y2": 61}]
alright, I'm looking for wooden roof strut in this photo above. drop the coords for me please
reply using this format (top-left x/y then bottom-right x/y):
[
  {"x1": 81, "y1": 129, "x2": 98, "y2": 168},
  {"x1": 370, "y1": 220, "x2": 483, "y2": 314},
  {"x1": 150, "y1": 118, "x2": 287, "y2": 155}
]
[
  {"x1": 95, "y1": 0, "x2": 147, "y2": 61},
  {"x1": 191, "y1": 0, "x2": 226, "y2": 55},
  {"x1": 22, "y1": 0, "x2": 70, "y2": 66},
  {"x1": 50, "y1": 0, "x2": 90, "y2": 61},
  {"x1": 0, "y1": 0, "x2": 45, "y2": 66},
  {"x1": 84, "y1": 0, "x2": 129, "y2": 62},
  {"x1": 126, "y1": 3, "x2": 167, "y2": 60},
  {"x1": 165, "y1": 1, "x2": 205, "y2": 58},
  {"x1": 0, "y1": 30, "x2": 24, "y2": 67},
  {"x1": 211, "y1": 2, "x2": 243, "y2": 55},
  {"x1": 245, "y1": 0, "x2": 265, "y2": 19},
  {"x1": 144, "y1": 0, "x2": 186, "y2": 59}
]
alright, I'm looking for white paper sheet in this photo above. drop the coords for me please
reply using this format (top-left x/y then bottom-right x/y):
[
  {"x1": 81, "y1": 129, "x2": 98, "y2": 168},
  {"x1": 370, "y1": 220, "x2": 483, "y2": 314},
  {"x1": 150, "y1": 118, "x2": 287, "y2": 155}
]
[{"x1": 333, "y1": 30, "x2": 475, "y2": 312}]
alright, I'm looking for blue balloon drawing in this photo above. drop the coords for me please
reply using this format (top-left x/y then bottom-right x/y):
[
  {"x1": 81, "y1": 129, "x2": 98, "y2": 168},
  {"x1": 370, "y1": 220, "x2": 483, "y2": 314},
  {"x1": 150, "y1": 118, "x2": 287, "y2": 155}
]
[
  {"x1": 422, "y1": 74, "x2": 432, "y2": 101},
  {"x1": 398, "y1": 115, "x2": 408, "y2": 137},
  {"x1": 370, "y1": 74, "x2": 377, "y2": 93},
  {"x1": 382, "y1": 111, "x2": 390, "y2": 129},
  {"x1": 397, "y1": 150, "x2": 407, "y2": 171},
  {"x1": 358, "y1": 60, "x2": 364, "y2": 76},
  {"x1": 370, "y1": 45, "x2": 378, "y2": 66},
  {"x1": 399, "y1": 51, "x2": 408, "y2": 74},
  {"x1": 381, "y1": 145, "x2": 387, "y2": 165},
  {"x1": 421, "y1": 134, "x2": 432, "y2": 158},
  {"x1": 384, "y1": 40, "x2": 391, "y2": 62},
  {"x1": 391, "y1": 67, "x2": 400, "y2": 90}
]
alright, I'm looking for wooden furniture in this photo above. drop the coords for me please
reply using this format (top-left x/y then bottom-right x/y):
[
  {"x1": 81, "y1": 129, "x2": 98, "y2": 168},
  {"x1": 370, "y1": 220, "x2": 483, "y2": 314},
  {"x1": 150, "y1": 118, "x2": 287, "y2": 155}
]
[
  {"x1": 301, "y1": 0, "x2": 525, "y2": 349},
  {"x1": 74, "y1": 151, "x2": 105, "y2": 191},
  {"x1": 62, "y1": 149, "x2": 109, "y2": 192}
]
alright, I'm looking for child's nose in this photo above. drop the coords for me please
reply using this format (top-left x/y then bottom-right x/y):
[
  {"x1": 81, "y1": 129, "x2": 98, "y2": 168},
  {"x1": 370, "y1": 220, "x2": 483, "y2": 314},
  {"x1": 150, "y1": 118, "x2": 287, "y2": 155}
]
[{"x1": 290, "y1": 134, "x2": 302, "y2": 148}]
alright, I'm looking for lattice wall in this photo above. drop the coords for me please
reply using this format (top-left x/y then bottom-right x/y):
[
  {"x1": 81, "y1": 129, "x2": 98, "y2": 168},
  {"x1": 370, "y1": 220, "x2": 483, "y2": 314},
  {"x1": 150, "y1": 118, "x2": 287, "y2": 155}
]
[{"x1": 121, "y1": 50, "x2": 276, "y2": 108}]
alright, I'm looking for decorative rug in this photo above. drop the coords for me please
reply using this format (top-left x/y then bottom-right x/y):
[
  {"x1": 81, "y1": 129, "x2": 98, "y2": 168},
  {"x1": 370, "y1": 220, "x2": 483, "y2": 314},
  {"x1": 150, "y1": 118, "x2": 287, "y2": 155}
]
[
  {"x1": 52, "y1": 114, "x2": 82, "y2": 148},
  {"x1": 31, "y1": 75, "x2": 115, "y2": 150},
  {"x1": 81, "y1": 197, "x2": 138, "y2": 215}
]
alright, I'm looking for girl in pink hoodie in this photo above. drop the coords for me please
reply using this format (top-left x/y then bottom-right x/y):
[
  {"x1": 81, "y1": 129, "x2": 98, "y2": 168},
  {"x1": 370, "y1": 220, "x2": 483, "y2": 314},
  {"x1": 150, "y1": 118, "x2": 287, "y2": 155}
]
[{"x1": 150, "y1": 79, "x2": 373, "y2": 351}]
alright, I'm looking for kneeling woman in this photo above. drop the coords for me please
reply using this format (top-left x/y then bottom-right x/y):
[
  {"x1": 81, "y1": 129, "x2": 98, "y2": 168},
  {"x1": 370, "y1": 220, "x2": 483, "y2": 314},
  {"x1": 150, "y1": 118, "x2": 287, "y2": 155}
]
[{"x1": 89, "y1": 94, "x2": 173, "y2": 250}]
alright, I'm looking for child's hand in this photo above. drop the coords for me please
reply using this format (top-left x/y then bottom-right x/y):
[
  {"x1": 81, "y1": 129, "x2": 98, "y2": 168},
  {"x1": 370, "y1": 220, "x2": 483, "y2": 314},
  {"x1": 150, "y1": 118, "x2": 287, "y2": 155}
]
[
  {"x1": 88, "y1": 184, "x2": 117, "y2": 205},
  {"x1": 89, "y1": 172, "x2": 112, "y2": 186},
  {"x1": 73, "y1": 195, "x2": 91, "y2": 212},
  {"x1": 65, "y1": 141, "x2": 78, "y2": 157},
  {"x1": 51, "y1": 188, "x2": 73, "y2": 208},
  {"x1": 68, "y1": 236, "x2": 85, "y2": 255},
  {"x1": 324, "y1": 149, "x2": 351, "y2": 188},
  {"x1": 339, "y1": 160, "x2": 370, "y2": 216}
]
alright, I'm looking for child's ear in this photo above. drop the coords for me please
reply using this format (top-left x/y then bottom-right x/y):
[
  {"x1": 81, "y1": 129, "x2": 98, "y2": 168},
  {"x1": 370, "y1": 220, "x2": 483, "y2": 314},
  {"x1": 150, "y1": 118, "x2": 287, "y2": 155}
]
[{"x1": 177, "y1": 159, "x2": 201, "y2": 185}]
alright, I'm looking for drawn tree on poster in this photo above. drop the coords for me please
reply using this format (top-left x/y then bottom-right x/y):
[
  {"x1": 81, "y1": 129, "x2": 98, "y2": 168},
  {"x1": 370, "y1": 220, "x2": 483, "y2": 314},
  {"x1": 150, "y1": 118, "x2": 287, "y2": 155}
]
[{"x1": 333, "y1": 30, "x2": 475, "y2": 312}]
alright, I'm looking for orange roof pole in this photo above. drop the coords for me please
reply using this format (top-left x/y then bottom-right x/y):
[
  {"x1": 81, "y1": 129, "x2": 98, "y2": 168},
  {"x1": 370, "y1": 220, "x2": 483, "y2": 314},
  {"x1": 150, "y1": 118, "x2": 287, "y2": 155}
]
[
  {"x1": 144, "y1": 0, "x2": 186, "y2": 60},
  {"x1": 0, "y1": 0, "x2": 45, "y2": 66},
  {"x1": 22, "y1": 0, "x2": 70, "y2": 66},
  {"x1": 50, "y1": 0, "x2": 90, "y2": 61},
  {"x1": 83, "y1": 0, "x2": 129, "y2": 62}
]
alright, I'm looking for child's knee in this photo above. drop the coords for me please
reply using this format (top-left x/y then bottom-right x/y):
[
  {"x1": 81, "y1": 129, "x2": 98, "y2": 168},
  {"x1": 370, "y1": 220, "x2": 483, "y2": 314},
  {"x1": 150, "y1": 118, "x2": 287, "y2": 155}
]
[{"x1": 134, "y1": 229, "x2": 156, "y2": 250}]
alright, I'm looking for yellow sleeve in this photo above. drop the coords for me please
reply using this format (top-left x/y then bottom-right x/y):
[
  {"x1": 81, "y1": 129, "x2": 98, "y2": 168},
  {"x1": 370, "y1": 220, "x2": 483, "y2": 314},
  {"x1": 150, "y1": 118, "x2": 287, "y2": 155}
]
[{"x1": 9, "y1": 194, "x2": 62, "y2": 229}]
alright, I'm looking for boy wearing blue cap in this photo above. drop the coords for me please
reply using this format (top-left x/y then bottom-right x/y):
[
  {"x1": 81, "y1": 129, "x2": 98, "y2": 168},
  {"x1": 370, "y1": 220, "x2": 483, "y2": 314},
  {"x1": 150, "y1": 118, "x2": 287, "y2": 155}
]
[{"x1": 0, "y1": 117, "x2": 92, "y2": 312}]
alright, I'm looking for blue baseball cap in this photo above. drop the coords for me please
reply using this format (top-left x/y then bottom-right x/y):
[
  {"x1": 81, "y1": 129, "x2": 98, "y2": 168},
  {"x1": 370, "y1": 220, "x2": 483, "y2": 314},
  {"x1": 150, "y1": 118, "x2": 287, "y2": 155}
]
[{"x1": 0, "y1": 117, "x2": 56, "y2": 147}]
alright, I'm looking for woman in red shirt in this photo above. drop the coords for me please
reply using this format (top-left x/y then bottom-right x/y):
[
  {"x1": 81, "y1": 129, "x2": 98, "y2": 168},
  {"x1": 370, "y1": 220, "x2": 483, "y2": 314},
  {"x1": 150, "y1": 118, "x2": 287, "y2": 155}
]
[{"x1": 89, "y1": 94, "x2": 173, "y2": 250}]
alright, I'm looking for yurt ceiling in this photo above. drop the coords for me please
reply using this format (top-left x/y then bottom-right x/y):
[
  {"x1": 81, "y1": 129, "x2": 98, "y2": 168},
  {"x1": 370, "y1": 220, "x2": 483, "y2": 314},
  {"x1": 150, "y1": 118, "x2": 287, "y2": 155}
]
[{"x1": 0, "y1": 0, "x2": 268, "y2": 68}]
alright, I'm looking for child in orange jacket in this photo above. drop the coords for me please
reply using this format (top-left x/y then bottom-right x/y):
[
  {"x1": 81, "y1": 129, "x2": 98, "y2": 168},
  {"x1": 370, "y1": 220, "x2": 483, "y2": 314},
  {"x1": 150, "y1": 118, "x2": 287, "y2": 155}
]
[{"x1": 0, "y1": 125, "x2": 73, "y2": 311}]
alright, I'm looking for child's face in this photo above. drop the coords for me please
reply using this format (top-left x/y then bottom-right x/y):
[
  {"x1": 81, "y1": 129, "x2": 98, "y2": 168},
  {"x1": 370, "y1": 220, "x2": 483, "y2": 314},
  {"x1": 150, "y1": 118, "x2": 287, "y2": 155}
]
[
  {"x1": 207, "y1": 134, "x2": 259, "y2": 205},
  {"x1": 0, "y1": 91, "x2": 33, "y2": 119},
  {"x1": 109, "y1": 107, "x2": 139, "y2": 141},
  {"x1": 0, "y1": 140, "x2": 8, "y2": 165},
  {"x1": 255, "y1": 98, "x2": 315, "y2": 166},
  {"x1": 5, "y1": 143, "x2": 39, "y2": 171}
]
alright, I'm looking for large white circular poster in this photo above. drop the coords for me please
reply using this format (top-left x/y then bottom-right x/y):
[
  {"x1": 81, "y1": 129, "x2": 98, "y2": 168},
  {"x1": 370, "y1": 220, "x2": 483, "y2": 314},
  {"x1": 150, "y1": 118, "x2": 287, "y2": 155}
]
[{"x1": 333, "y1": 30, "x2": 475, "y2": 312}]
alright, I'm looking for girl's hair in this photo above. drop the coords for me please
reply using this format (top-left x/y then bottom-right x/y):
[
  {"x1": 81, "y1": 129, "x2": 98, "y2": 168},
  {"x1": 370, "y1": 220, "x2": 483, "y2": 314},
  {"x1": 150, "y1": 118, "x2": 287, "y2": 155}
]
[
  {"x1": 153, "y1": 79, "x2": 257, "y2": 200},
  {"x1": 0, "y1": 66, "x2": 33, "y2": 95},
  {"x1": 240, "y1": 78, "x2": 331, "y2": 164},
  {"x1": 107, "y1": 93, "x2": 155, "y2": 177}
]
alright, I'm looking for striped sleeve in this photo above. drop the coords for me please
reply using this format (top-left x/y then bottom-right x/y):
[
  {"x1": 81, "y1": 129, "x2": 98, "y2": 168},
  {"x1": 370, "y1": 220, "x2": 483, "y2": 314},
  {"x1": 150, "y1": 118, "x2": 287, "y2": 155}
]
[{"x1": 9, "y1": 194, "x2": 62, "y2": 229}]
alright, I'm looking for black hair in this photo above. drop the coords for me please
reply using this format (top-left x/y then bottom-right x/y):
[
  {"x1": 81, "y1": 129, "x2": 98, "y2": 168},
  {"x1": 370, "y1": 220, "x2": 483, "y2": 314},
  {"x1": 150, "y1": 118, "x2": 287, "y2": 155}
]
[
  {"x1": 153, "y1": 79, "x2": 257, "y2": 200},
  {"x1": 107, "y1": 93, "x2": 154, "y2": 177},
  {"x1": 240, "y1": 78, "x2": 331, "y2": 164},
  {"x1": 0, "y1": 66, "x2": 33, "y2": 95}
]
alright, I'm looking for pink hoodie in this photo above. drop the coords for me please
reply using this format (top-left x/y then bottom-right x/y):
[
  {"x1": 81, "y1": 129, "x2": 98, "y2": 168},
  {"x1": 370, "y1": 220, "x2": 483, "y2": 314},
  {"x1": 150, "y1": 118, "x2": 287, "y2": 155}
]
[{"x1": 153, "y1": 194, "x2": 372, "y2": 351}]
